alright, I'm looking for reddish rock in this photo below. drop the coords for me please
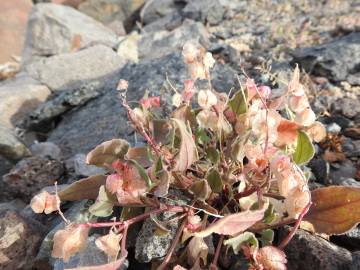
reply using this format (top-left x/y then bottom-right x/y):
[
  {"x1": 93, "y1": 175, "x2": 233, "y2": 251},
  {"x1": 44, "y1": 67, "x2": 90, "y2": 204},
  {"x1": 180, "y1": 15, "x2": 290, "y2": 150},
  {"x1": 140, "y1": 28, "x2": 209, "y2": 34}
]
[{"x1": 0, "y1": 0, "x2": 32, "y2": 64}]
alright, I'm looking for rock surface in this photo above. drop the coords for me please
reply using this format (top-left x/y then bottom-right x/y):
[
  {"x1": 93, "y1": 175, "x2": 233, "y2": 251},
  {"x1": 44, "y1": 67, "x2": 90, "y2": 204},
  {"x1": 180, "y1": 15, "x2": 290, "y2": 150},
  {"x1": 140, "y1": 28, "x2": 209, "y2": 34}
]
[
  {"x1": 0, "y1": 74, "x2": 51, "y2": 128},
  {"x1": 66, "y1": 153, "x2": 105, "y2": 178},
  {"x1": 138, "y1": 20, "x2": 210, "y2": 60},
  {"x1": 0, "y1": 209, "x2": 46, "y2": 270},
  {"x1": 135, "y1": 189, "x2": 189, "y2": 262},
  {"x1": 182, "y1": 0, "x2": 225, "y2": 25},
  {"x1": 0, "y1": 0, "x2": 32, "y2": 63},
  {"x1": 30, "y1": 142, "x2": 62, "y2": 160},
  {"x1": 292, "y1": 32, "x2": 360, "y2": 83},
  {"x1": 0, "y1": 125, "x2": 31, "y2": 161},
  {"x1": 140, "y1": 0, "x2": 185, "y2": 25},
  {"x1": 78, "y1": 0, "x2": 145, "y2": 27},
  {"x1": 281, "y1": 228, "x2": 352, "y2": 270},
  {"x1": 22, "y1": 3, "x2": 118, "y2": 63},
  {"x1": 25, "y1": 45, "x2": 125, "y2": 93},
  {"x1": 2, "y1": 156, "x2": 65, "y2": 202}
]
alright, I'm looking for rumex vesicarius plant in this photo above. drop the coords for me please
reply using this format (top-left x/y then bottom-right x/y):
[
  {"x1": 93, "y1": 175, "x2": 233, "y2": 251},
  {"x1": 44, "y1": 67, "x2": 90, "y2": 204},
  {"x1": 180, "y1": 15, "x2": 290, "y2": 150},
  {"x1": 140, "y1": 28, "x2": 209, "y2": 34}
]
[{"x1": 30, "y1": 42, "x2": 360, "y2": 270}]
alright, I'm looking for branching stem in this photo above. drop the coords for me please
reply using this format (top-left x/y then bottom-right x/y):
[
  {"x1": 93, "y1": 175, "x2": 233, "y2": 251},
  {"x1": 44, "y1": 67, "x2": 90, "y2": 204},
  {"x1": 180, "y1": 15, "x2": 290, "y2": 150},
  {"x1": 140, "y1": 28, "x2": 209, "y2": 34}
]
[
  {"x1": 210, "y1": 235, "x2": 224, "y2": 269},
  {"x1": 157, "y1": 218, "x2": 187, "y2": 270},
  {"x1": 278, "y1": 202, "x2": 311, "y2": 249}
]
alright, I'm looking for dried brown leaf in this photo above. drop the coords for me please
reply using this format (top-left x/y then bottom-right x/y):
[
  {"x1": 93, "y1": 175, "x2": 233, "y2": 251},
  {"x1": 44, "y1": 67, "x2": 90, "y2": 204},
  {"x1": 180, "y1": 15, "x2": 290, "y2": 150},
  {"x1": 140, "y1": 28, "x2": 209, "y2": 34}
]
[
  {"x1": 86, "y1": 139, "x2": 129, "y2": 168},
  {"x1": 171, "y1": 118, "x2": 198, "y2": 171},
  {"x1": 305, "y1": 186, "x2": 360, "y2": 234},
  {"x1": 59, "y1": 175, "x2": 106, "y2": 201}
]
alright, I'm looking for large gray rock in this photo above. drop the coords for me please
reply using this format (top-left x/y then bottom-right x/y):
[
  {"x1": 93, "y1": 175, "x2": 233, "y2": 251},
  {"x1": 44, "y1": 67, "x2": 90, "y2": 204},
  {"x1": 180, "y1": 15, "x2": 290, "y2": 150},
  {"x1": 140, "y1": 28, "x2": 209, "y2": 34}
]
[
  {"x1": 0, "y1": 125, "x2": 31, "y2": 161},
  {"x1": 22, "y1": 3, "x2": 118, "y2": 63},
  {"x1": 281, "y1": 228, "x2": 352, "y2": 270},
  {"x1": 0, "y1": 209, "x2": 46, "y2": 270},
  {"x1": 30, "y1": 142, "x2": 62, "y2": 160},
  {"x1": 78, "y1": 0, "x2": 145, "y2": 26},
  {"x1": 48, "y1": 52, "x2": 237, "y2": 158},
  {"x1": 140, "y1": 0, "x2": 185, "y2": 25},
  {"x1": 292, "y1": 32, "x2": 360, "y2": 83},
  {"x1": 138, "y1": 20, "x2": 210, "y2": 60},
  {"x1": 0, "y1": 74, "x2": 50, "y2": 128},
  {"x1": 142, "y1": 10, "x2": 183, "y2": 33},
  {"x1": 25, "y1": 45, "x2": 125, "y2": 93},
  {"x1": 23, "y1": 45, "x2": 126, "y2": 129},
  {"x1": 182, "y1": 0, "x2": 225, "y2": 25}
]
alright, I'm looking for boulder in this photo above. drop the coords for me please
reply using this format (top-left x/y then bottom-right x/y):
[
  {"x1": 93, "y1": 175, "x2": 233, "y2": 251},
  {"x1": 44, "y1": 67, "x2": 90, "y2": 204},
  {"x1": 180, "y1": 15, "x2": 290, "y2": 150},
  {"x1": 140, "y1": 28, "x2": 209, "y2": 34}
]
[
  {"x1": 30, "y1": 142, "x2": 62, "y2": 160},
  {"x1": 140, "y1": 0, "x2": 185, "y2": 25},
  {"x1": 2, "y1": 156, "x2": 65, "y2": 202},
  {"x1": 23, "y1": 45, "x2": 125, "y2": 130},
  {"x1": 142, "y1": 10, "x2": 183, "y2": 33},
  {"x1": 281, "y1": 228, "x2": 352, "y2": 270},
  {"x1": 66, "y1": 153, "x2": 106, "y2": 178},
  {"x1": 0, "y1": 209, "x2": 46, "y2": 270},
  {"x1": 138, "y1": 20, "x2": 210, "y2": 60},
  {"x1": 0, "y1": 125, "x2": 31, "y2": 161},
  {"x1": 48, "y1": 52, "x2": 237, "y2": 158},
  {"x1": 78, "y1": 0, "x2": 145, "y2": 27},
  {"x1": 182, "y1": 0, "x2": 225, "y2": 25},
  {"x1": 0, "y1": 74, "x2": 51, "y2": 128},
  {"x1": 22, "y1": 3, "x2": 118, "y2": 63},
  {"x1": 25, "y1": 44, "x2": 125, "y2": 93},
  {"x1": 0, "y1": 0, "x2": 32, "y2": 63},
  {"x1": 292, "y1": 32, "x2": 360, "y2": 83}
]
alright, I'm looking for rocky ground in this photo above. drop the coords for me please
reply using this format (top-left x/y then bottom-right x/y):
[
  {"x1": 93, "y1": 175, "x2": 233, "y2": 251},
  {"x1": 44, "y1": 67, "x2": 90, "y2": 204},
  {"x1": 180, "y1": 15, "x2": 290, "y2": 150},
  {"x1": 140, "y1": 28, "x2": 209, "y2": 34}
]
[{"x1": 0, "y1": 0, "x2": 359, "y2": 269}]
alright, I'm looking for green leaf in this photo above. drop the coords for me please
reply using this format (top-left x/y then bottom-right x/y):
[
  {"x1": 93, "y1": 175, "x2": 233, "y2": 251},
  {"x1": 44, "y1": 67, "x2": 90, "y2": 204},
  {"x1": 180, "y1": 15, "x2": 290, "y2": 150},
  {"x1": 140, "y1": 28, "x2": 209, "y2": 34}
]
[
  {"x1": 260, "y1": 229, "x2": 274, "y2": 246},
  {"x1": 120, "y1": 206, "x2": 144, "y2": 221},
  {"x1": 86, "y1": 139, "x2": 130, "y2": 168},
  {"x1": 228, "y1": 90, "x2": 247, "y2": 116},
  {"x1": 89, "y1": 186, "x2": 116, "y2": 217},
  {"x1": 195, "y1": 128, "x2": 210, "y2": 145},
  {"x1": 224, "y1": 232, "x2": 258, "y2": 254},
  {"x1": 154, "y1": 157, "x2": 163, "y2": 177},
  {"x1": 206, "y1": 168, "x2": 223, "y2": 193},
  {"x1": 127, "y1": 159, "x2": 153, "y2": 188},
  {"x1": 231, "y1": 132, "x2": 251, "y2": 162},
  {"x1": 206, "y1": 147, "x2": 220, "y2": 164},
  {"x1": 190, "y1": 179, "x2": 212, "y2": 201},
  {"x1": 58, "y1": 174, "x2": 106, "y2": 201},
  {"x1": 171, "y1": 118, "x2": 199, "y2": 171},
  {"x1": 263, "y1": 203, "x2": 276, "y2": 224},
  {"x1": 293, "y1": 131, "x2": 315, "y2": 165}
]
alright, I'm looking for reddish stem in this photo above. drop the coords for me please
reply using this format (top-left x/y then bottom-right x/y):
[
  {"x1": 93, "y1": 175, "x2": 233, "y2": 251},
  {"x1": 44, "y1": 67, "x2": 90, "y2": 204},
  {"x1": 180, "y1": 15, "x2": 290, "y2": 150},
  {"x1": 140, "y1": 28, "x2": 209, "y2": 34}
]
[
  {"x1": 278, "y1": 202, "x2": 311, "y2": 249},
  {"x1": 233, "y1": 187, "x2": 257, "y2": 200},
  {"x1": 210, "y1": 235, "x2": 224, "y2": 269},
  {"x1": 157, "y1": 219, "x2": 187, "y2": 270},
  {"x1": 80, "y1": 205, "x2": 185, "y2": 229}
]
